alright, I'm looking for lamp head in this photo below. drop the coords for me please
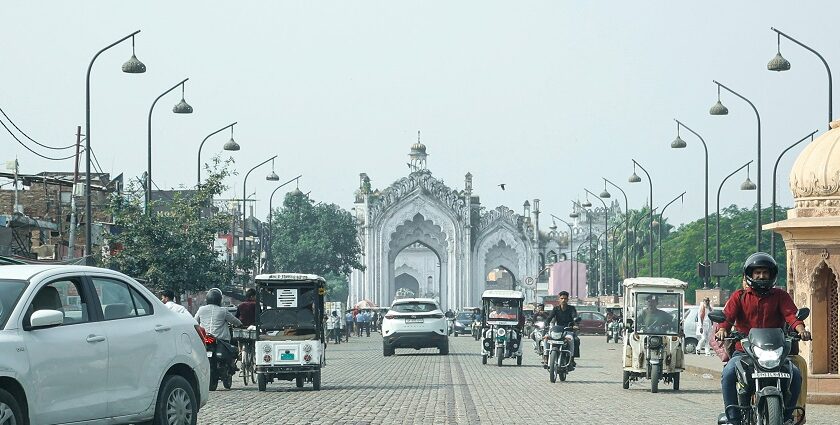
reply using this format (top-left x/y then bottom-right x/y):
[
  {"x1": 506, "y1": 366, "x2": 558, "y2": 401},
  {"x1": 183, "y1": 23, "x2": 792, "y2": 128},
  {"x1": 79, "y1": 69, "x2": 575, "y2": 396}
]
[
  {"x1": 223, "y1": 138, "x2": 240, "y2": 151},
  {"x1": 173, "y1": 98, "x2": 193, "y2": 114},
  {"x1": 628, "y1": 172, "x2": 642, "y2": 183},
  {"x1": 266, "y1": 171, "x2": 280, "y2": 181},
  {"x1": 599, "y1": 189, "x2": 611, "y2": 199},
  {"x1": 709, "y1": 100, "x2": 729, "y2": 116},
  {"x1": 740, "y1": 177, "x2": 757, "y2": 191},
  {"x1": 671, "y1": 135, "x2": 687, "y2": 149},
  {"x1": 569, "y1": 211, "x2": 580, "y2": 218},
  {"x1": 122, "y1": 54, "x2": 146, "y2": 73},
  {"x1": 767, "y1": 52, "x2": 791, "y2": 72}
]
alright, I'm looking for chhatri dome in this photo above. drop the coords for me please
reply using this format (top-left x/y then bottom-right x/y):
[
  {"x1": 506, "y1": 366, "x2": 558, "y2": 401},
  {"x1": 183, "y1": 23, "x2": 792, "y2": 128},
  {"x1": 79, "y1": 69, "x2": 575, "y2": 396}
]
[
  {"x1": 790, "y1": 120, "x2": 840, "y2": 210},
  {"x1": 408, "y1": 130, "x2": 428, "y2": 171}
]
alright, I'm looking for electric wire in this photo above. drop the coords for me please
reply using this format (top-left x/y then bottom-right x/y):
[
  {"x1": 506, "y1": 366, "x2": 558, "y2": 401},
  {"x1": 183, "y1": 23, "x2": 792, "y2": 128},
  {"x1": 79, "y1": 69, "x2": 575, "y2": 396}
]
[
  {"x1": 0, "y1": 106, "x2": 75, "y2": 150},
  {"x1": 0, "y1": 118, "x2": 78, "y2": 161}
]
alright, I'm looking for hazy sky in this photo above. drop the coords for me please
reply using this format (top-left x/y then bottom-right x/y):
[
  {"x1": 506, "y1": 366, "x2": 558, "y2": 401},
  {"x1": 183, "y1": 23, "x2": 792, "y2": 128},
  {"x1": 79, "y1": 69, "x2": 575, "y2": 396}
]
[{"x1": 2, "y1": 1, "x2": 836, "y2": 227}]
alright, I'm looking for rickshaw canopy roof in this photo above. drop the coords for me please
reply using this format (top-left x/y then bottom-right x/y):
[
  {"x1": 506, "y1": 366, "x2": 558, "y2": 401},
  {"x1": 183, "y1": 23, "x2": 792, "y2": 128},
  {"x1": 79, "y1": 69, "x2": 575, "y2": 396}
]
[
  {"x1": 622, "y1": 277, "x2": 687, "y2": 291},
  {"x1": 481, "y1": 290, "x2": 524, "y2": 300},
  {"x1": 255, "y1": 272, "x2": 326, "y2": 285}
]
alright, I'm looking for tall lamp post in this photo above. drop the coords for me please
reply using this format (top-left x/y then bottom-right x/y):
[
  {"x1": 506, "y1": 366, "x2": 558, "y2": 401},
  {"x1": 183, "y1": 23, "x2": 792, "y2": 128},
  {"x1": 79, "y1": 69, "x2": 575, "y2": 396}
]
[
  {"x1": 716, "y1": 161, "x2": 756, "y2": 287},
  {"x1": 711, "y1": 80, "x2": 762, "y2": 252},
  {"x1": 241, "y1": 156, "x2": 280, "y2": 261},
  {"x1": 769, "y1": 27, "x2": 833, "y2": 129},
  {"x1": 550, "y1": 214, "x2": 577, "y2": 298},
  {"x1": 593, "y1": 229, "x2": 609, "y2": 297},
  {"x1": 197, "y1": 122, "x2": 240, "y2": 186},
  {"x1": 770, "y1": 130, "x2": 817, "y2": 258},
  {"x1": 267, "y1": 175, "x2": 302, "y2": 273},
  {"x1": 630, "y1": 208, "x2": 656, "y2": 277},
  {"x1": 85, "y1": 30, "x2": 146, "y2": 264},
  {"x1": 672, "y1": 119, "x2": 711, "y2": 287},
  {"x1": 571, "y1": 200, "x2": 593, "y2": 294},
  {"x1": 629, "y1": 159, "x2": 654, "y2": 275},
  {"x1": 601, "y1": 178, "x2": 630, "y2": 284},
  {"x1": 584, "y1": 188, "x2": 609, "y2": 295},
  {"x1": 658, "y1": 192, "x2": 686, "y2": 277},
  {"x1": 146, "y1": 78, "x2": 193, "y2": 211}
]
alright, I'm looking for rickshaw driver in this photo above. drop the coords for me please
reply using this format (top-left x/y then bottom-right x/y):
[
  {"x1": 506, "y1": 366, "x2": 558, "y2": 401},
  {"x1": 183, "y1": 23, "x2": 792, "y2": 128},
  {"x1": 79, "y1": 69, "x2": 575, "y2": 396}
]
[
  {"x1": 637, "y1": 294, "x2": 674, "y2": 332},
  {"x1": 543, "y1": 291, "x2": 580, "y2": 370}
]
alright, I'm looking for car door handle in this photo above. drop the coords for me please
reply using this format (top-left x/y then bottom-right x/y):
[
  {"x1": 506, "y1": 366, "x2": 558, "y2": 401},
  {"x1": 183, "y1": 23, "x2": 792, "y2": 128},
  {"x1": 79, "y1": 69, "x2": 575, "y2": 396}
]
[
  {"x1": 154, "y1": 325, "x2": 171, "y2": 332},
  {"x1": 86, "y1": 335, "x2": 106, "y2": 343}
]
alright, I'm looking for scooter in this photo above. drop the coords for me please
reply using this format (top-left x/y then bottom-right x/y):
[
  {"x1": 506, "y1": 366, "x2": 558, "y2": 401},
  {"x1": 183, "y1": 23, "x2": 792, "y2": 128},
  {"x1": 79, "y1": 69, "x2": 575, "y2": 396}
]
[
  {"x1": 531, "y1": 320, "x2": 546, "y2": 355},
  {"x1": 199, "y1": 326, "x2": 238, "y2": 391},
  {"x1": 709, "y1": 308, "x2": 810, "y2": 425}
]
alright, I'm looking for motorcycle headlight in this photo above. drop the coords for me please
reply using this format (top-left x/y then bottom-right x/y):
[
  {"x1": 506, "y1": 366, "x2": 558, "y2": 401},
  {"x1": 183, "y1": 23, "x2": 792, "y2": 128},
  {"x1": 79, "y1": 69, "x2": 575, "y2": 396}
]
[
  {"x1": 496, "y1": 328, "x2": 507, "y2": 337},
  {"x1": 648, "y1": 336, "x2": 663, "y2": 349},
  {"x1": 754, "y1": 346, "x2": 784, "y2": 369},
  {"x1": 549, "y1": 331, "x2": 563, "y2": 340}
]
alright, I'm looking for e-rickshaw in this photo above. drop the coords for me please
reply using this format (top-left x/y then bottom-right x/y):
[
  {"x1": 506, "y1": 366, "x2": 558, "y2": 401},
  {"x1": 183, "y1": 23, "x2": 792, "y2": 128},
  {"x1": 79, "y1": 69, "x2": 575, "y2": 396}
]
[
  {"x1": 480, "y1": 290, "x2": 525, "y2": 366},
  {"x1": 254, "y1": 273, "x2": 327, "y2": 391},
  {"x1": 621, "y1": 278, "x2": 686, "y2": 393}
]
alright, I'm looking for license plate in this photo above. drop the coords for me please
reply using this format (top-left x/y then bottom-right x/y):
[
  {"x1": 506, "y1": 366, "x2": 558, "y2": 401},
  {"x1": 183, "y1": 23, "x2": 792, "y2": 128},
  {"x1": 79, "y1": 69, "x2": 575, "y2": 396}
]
[
  {"x1": 753, "y1": 372, "x2": 790, "y2": 379},
  {"x1": 280, "y1": 353, "x2": 295, "y2": 360},
  {"x1": 405, "y1": 318, "x2": 424, "y2": 323},
  {"x1": 206, "y1": 352, "x2": 213, "y2": 358}
]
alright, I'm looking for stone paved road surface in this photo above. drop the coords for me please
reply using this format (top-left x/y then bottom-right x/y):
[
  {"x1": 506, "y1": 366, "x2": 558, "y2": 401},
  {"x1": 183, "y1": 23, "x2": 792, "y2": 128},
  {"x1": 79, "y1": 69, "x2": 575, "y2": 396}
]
[{"x1": 198, "y1": 333, "x2": 840, "y2": 424}]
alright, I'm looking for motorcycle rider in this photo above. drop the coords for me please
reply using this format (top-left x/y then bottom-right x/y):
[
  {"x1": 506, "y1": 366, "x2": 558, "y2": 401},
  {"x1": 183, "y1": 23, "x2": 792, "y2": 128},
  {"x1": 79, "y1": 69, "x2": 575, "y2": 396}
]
[
  {"x1": 195, "y1": 288, "x2": 242, "y2": 342},
  {"x1": 715, "y1": 252, "x2": 811, "y2": 424},
  {"x1": 543, "y1": 291, "x2": 580, "y2": 370}
]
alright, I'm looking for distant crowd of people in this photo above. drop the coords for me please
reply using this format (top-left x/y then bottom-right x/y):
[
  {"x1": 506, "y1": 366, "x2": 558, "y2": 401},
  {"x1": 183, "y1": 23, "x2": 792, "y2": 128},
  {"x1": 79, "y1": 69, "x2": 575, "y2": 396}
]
[{"x1": 326, "y1": 308, "x2": 382, "y2": 344}]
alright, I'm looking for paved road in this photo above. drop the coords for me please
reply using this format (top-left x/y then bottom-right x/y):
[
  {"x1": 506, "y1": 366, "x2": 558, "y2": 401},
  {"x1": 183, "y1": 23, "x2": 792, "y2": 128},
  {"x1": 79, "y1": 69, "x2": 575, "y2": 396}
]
[{"x1": 198, "y1": 333, "x2": 840, "y2": 424}]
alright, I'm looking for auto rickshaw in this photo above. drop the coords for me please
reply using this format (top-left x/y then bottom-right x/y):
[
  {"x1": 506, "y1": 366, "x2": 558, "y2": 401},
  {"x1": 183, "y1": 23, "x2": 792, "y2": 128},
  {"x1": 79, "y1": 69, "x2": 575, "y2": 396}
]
[
  {"x1": 621, "y1": 278, "x2": 685, "y2": 393},
  {"x1": 253, "y1": 273, "x2": 327, "y2": 391},
  {"x1": 480, "y1": 290, "x2": 525, "y2": 366}
]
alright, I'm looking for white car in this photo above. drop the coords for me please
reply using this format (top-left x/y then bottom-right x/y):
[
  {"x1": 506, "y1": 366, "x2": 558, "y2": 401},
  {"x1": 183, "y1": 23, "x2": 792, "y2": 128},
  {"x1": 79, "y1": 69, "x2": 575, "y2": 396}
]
[
  {"x1": 0, "y1": 265, "x2": 210, "y2": 425},
  {"x1": 381, "y1": 298, "x2": 449, "y2": 356}
]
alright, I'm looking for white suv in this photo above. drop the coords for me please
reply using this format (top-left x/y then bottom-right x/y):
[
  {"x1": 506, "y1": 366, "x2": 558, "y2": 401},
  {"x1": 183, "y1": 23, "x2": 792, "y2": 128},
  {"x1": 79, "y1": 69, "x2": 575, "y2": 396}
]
[
  {"x1": 0, "y1": 265, "x2": 210, "y2": 425},
  {"x1": 381, "y1": 298, "x2": 449, "y2": 356}
]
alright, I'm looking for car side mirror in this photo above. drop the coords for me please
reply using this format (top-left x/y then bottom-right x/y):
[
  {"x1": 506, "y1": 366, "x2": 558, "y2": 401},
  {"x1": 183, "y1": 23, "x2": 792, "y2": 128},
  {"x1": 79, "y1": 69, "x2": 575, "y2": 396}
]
[
  {"x1": 707, "y1": 310, "x2": 726, "y2": 324},
  {"x1": 796, "y1": 307, "x2": 810, "y2": 321},
  {"x1": 445, "y1": 311, "x2": 454, "y2": 318},
  {"x1": 29, "y1": 309, "x2": 64, "y2": 329}
]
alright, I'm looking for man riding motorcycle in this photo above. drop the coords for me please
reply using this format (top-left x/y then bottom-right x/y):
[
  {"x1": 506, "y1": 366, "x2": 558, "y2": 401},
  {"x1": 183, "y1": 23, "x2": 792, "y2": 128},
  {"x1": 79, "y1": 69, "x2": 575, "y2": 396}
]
[
  {"x1": 195, "y1": 288, "x2": 242, "y2": 340},
  {"x1": 542, "y1": 291, "x2": 580, "y2": 370},
  {"x1": 715, "y1": 253, "x2": 811, "y2": 424}
]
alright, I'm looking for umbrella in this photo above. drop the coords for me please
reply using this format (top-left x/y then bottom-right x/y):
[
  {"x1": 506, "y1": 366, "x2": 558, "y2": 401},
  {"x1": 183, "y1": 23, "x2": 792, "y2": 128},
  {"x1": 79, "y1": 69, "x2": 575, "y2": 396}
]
[{"x1": 354, "y1": 299, "x2": 378, "y2": 309}]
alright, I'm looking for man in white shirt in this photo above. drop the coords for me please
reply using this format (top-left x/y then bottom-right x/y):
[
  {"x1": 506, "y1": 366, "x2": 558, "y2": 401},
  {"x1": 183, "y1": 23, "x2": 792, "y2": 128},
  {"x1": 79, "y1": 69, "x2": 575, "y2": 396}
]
[{"x1": 160, "y1": 289, "x2": 193, "y2": 318}]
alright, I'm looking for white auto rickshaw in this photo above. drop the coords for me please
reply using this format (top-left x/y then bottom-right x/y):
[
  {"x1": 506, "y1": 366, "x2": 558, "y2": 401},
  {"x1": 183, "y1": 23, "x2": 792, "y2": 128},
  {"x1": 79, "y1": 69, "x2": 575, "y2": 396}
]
[{"x1": 621, "y1": 277, "x2": 686, "y2": 393}]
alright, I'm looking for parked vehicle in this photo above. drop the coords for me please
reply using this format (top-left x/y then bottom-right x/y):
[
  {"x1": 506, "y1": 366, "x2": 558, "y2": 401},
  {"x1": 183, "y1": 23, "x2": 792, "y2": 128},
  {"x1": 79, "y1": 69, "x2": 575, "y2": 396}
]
[
  {"x1": 546, "y1": 318, "x2": 581, "y2": 382},
  {"x1": 577, "y1": 311, "x2": 606, "y2": 335},
  {"x1": 253, "y1": 273, "x2": 327, "y2": 391},
  {"x1": 621, "y1": 277, "x2": 686, "y2": 393},
  {"x1": 0, "y1": 265, "x2": 209, "y2": 424},
  {"x1": 709, "y1": 308, "x2": 809, "y2": 425},
  {"x1": 479, "y1": 290, "x2": 524, "y2": 366},
  {"x1": 382, "y1": 298, "x2": 449, "y2": 356}
]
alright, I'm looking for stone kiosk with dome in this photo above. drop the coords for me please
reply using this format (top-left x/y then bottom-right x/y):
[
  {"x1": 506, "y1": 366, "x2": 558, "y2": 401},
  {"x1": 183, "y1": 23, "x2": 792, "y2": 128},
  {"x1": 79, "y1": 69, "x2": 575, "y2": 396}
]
[{"x1": 766, "y1": 121, "x2": 840, "y2": 403}]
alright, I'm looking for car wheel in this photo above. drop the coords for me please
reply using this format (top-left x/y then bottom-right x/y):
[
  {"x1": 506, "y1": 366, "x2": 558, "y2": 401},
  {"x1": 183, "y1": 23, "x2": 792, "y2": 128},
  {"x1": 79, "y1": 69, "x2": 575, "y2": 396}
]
[
  {"x1": 208, "y1": 369, "x2": 218, "y2": 392},
  {"x1": 673, "y1": 372, "x2": 680, "y2": 391},
  {"x1": 439, "y1": 340, "x2": 450, "y2": 355},
  {"x1": 153, "y1": 375, "x2": 197, "y2": 425},
  {"x1": 257, "y1": 373, "x2": 267, "y2": 392},
  {"x1": 383, "y1": 342, "x2": 395, "y2": 357},
  {"x1": 0, "y1": 388, "x2": 23, "y2": 425},
  {"x1": 312, "y1": 370, "x2": 322, "y2": 391}
]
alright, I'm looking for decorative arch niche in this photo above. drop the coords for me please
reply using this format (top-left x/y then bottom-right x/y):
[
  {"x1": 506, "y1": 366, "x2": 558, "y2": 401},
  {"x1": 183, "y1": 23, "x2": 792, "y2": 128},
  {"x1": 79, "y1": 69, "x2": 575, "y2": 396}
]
[{"x1": 810, "y1": 260, "x2": 839, "y2": 375}]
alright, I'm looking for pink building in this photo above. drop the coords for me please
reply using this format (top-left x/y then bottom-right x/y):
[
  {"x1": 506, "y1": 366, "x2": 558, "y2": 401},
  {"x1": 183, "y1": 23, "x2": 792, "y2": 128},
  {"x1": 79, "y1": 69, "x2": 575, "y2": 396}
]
[{"x1": 548, "y1": 261, "x2": 588, "y2": 299}]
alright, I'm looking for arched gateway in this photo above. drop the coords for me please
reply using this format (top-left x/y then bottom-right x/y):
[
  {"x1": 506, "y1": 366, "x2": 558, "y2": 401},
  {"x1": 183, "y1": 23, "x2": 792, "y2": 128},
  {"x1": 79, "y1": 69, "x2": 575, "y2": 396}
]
[{"x1": 349, "y1": 138, "x2": 549, "y2": 310}]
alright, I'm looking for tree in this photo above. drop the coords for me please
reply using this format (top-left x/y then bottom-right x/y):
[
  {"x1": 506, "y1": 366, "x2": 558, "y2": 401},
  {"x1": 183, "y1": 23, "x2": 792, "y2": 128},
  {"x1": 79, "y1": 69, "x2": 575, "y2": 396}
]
[
  {"x1": 324, "y1": 272, "x2": 349, "y2": 303},
  {"x1": 104, "y1": 158, "x2": 235, "y2": 294},
  {"x1": 268, "y1": 190, "x2": 364, "y2": 277}
]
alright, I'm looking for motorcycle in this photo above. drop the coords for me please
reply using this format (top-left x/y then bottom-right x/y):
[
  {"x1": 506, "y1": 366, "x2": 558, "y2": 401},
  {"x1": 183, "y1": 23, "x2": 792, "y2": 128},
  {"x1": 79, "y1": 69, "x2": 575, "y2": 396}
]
[
  {"x1": 531, "y1": 320, "x2": 546, "y2": 356},
  {"x1": 472, "y1": 318, "x2": 482, "y2": 340},
  {"x1": 199, "y1": 326, "x2": 238, "y2": 391},
  {"x1": 607, "y1": 319, "x2": 622, "y2": 343},
  {"x1": 709, "y1": 308, "x2": 809, "y2": 425},
  {"x1": 546, "y1": 318, "x2": 580, "y2": 383}
]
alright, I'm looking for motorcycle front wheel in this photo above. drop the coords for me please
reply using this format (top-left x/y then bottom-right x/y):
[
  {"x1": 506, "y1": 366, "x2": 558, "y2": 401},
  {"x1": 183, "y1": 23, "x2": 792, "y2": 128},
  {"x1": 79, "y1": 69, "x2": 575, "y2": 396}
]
[
  {"x1": 760, "y1": 396, "x2": 784, "y2": 425},
  {"x1": 559, "y1": 353, "x2": 567, "y2": 382},
  {"x1": 496, "y1": 347, "x2": 504, "y2": 367},
  {"x1": 650, "y1": 364, "x2": 661, "y2": 393},
  {"x1": 548, "y1": 351, "x2": 558, "y2": 383}
]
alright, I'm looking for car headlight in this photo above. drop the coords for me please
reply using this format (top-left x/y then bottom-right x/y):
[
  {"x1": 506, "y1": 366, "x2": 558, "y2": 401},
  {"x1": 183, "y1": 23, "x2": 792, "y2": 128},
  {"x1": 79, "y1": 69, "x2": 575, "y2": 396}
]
[
  {"x1": 754, "y1": 346, "x2": 784, "y2": 369},
  {"x1": 549, "y1": 331, "x2": 563, "y2": 340},
  {"x1": 648, "y1": 336, "x2": 663, "y2": 349},
  {"x1": 496, "y1": 328, "x2": 506, "y2": 337},
  {"x1": 303, "y1": 344, "x2": 313, "y2": 353},
  {"x1": 262, "y1": 344, "x2": 272, "y2": 353}
]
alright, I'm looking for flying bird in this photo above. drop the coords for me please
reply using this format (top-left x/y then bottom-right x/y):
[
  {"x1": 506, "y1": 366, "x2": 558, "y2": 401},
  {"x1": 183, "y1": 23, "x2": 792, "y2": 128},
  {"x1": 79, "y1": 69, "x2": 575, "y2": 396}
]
[{"x1": 498, "y1": 184, "x2": 506, "y2": 191}]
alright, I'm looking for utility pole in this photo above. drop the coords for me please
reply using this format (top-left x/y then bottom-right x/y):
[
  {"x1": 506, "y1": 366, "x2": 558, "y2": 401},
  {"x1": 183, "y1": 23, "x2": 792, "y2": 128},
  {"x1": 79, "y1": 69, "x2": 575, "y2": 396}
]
[{"x1": 67, "y1": 126, "x2": 82, "y2": 259}]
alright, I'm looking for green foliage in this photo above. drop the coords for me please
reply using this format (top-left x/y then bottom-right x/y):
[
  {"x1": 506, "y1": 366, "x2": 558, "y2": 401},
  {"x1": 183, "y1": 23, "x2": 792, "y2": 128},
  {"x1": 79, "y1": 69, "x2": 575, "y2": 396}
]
[
  {"x1": 268, "y1": 190, "x2": 364, "y2": 277},
  {"x1": 104, "y1": 158, "x2": 235, "y2": 294},
  {"x1": 325, "y1": 272, "x2": 349, "y2": 302}
]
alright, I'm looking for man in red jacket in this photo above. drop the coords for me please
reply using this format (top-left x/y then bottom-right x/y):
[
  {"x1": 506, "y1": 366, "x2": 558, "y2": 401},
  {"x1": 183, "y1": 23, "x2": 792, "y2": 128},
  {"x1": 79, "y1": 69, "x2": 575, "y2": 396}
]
[{"x1": 715, "y1": 252, "x2": 811, "y2": 424}]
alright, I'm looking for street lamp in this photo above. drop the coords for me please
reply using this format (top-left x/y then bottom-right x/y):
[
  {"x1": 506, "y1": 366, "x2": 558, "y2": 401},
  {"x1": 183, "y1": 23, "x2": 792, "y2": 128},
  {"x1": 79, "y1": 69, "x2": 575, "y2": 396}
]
[
  {"x1": 241, "y1": 155, "x2": 279, "y2": 261},
  {"x1": 770, "y1": 130, "x2": 818, "y2": 258},
  {"x1": 769, "y1": 27, "x2": 833, "y2": 129},
  {"x1": 603, "y1": 178, "x2": 630, "y2": 285},
  {"x1": 85, "y1": 30, "x2": 145, "y2": 264},
  {"x1": 146, "y1": 78, "x2": 193, "y2": 211},
  {"x1": 584, "y1": 188, "x2": 609, "y2": 295},
  {"x1": 572, "y1": 200, "x2": 594, "y2": 293},
  {"x1": 658, "y1": 192, "x2": 686, "y2": 277},
  {"x1": 267, "y1": 175, "x2": 302, "y2": 273},
  {"x1": 711, "y1": 80, "x2": 762, "y2": 252},
  {"x1": 672, "y1": 119, "x2": 710, "y2": 288},
  {"x1": 630, "y1": 208, "x2": 656, "y2": 278},
  {"x1": 716, "y1": 161, "x2": 755, "y2": 288},
  {"x1": 197, "y1": 122, "x2": 240, "y2": 186},
  {"x1": 550, "y1": 214, "x2": 578, "y2": 298},
  {"x1": 629, "y1": 159, "x2": 654, "y2": 275}
]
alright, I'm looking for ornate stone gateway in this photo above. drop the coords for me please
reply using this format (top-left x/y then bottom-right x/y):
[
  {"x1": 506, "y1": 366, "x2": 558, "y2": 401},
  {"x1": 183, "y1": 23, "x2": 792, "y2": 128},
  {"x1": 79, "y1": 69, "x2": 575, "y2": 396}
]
[{"x1": 349, "y1": 139, "x2": 543, "y2": 310}]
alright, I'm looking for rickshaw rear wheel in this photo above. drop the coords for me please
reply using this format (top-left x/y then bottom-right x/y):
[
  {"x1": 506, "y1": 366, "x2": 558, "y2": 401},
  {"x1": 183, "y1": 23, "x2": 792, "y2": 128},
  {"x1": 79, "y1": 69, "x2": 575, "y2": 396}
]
[
  {"x1": 481, "y1": 354, "x2": 487, "y2": 365},
  {"x1": 622, "y1": 371, "x2": 630, "y2": 389},
  {"x1": 296, "y1": 376, "x2": 304, "y2": 388},
  {"x1": 650, "y1": 364, "x2": 661, "y2": 393},
  {"x1": 672, "y1": 372, "x2": 680, "y2": 391},
  {"x1": 516, "y1": 355, "x2": 522, "y2": 366},
  {"x1": 312, "y1": 370, "x2": 322, "y2": 391},
  {"x1": 257, "y1": 373, "x2": 267, "y2": 392}
]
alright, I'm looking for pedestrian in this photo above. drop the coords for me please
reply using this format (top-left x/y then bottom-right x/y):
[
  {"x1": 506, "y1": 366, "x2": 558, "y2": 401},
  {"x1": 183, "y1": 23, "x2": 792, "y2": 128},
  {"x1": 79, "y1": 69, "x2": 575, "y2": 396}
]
[
  {"x1": 696, "y1": 297, "x2": 713, "y2": 355},
  {"x1": 160, "y1": 289, "x2": 193, "y2": 319},
  {"x1": 363, "y1": 310, "x2": 371, "y2": 337},
  {"x1": 235, "y1": 288, "x2": 257, "y2": 328},
  {"x1": 327, "y1": 311, "x2": 341, "y2": 344},
  {"x1": 344, "y1": 310, "x2": 354, "y2": 342},
  {"x1": 355, "y1": 309, "x2": 365, "y2": 337}
]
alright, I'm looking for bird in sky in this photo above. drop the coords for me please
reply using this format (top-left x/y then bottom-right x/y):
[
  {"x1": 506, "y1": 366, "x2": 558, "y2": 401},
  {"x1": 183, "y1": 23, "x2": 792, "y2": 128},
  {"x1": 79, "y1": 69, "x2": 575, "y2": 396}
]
[{"x1": 498, "y1": 184, "x2": 506, "y2": 191}]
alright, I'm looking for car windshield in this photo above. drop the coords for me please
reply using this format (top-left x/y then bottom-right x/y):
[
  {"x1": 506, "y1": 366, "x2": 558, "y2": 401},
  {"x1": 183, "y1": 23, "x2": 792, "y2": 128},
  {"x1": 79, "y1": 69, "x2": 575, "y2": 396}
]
[
  {"x1": 0, "y1": 280, "x2": 27, "y2": 328},
  {"x1": 634, "y1": 292, "x2": 681, "y2": 335},
  {"x1": 391, "y1": 302, "x2": 438, "y2": 313},
  {"x1": 257, "y1": 286, "x2": 322, "y2": 332},
  {"x1": 456, "y1": 312, "x2": 474, "y2": 321}
]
